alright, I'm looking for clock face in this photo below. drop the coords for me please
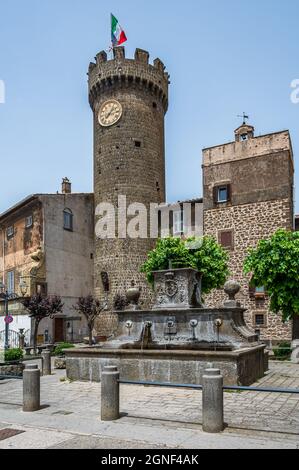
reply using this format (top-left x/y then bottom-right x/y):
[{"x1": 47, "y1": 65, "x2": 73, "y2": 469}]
[{"x1": 98, "y1": 100, "x2": 122, "y2": 127}]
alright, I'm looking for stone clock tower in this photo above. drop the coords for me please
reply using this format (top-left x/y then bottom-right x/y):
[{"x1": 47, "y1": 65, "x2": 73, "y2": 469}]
[{"x1": 88, "y1": 47, "x2": 169, "y2": 335}]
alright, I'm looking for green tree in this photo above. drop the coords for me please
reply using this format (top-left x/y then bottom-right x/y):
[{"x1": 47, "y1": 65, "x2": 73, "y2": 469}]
[
  {"x1": 244, "y1": 229, "x2": 299, "y2": 340},
  {"x1": 141, "y1": 236, "x2": 229, "y2": 296}
]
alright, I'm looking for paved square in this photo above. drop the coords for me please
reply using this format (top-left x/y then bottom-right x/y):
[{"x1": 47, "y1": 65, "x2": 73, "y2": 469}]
[{"x1": 0, "y1": 361, "x2": 298, "y2": 449}]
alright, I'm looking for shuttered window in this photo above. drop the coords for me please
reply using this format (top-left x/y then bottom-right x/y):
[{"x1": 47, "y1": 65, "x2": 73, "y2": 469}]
[
  {"x1": 63, "y1": 208, "x2": 73, "y2": 231},
  {"x1": 7, "y1": 271, "x2": 14, "y2": 294},
  {"x1": 218, "y1": 230, "x2": 233, "y2": 249}
]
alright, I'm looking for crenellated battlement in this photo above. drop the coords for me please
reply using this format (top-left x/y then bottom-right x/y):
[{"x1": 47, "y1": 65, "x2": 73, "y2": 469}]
[{"x1": 88, "y1": 47, "x2": 169, "y2": 112}]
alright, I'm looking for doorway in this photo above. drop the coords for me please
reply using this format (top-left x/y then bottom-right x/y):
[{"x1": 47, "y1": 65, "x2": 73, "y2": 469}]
[{"x1": 54, "y1": 318, "x2": 65, "y2": 343}]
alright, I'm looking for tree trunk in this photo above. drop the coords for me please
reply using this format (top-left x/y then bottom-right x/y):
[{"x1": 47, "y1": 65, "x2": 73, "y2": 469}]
[
  {"x1": 88, "y1": 329, "x2": 93, "y2": 346},
  {"x1": 32, "y1": 319, "x2": 40, "y2": 353},
  {"x1": 292, "y1": 315, "x2": 299, "y2": 341}
]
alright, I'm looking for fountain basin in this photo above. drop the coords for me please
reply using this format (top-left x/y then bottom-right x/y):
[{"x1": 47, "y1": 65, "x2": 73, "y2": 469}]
[
  {"x1": 65, "y1": 345, "x2": 268, "y2": 386},
  {"x1": 65, "y1": 306, "x2": 268, "y2": 386},
  {"x1": 98, "y1": 307, "x2": 259, "y2": 351}
]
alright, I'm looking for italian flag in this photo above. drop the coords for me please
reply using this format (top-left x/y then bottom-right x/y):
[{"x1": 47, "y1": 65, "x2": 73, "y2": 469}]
[{"x1": 111, "y1": 14, "x2": 127, "y2": 47}]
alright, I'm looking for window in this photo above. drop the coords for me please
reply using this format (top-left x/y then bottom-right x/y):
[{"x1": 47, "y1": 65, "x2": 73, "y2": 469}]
[
  {"x1": 36, "y1": 282, "x2": 47, "y2": 296},
  {"x1": 173, "y1": 210, "x2": 184, "y2": 236},
  {"x1": 218, "y1": 187, "x2": 228, "y2": 203},
  {"x1": 213, "y1": 184, "x2": 231, "y2": 205},
  {"x1": 7, "y1": 271, "x2": 14, "y2": 294},
  {"x1": 240, "y1": 133, "x2": 248, "y2": 142},
  {"x1": 255, "y1": 286, "x2": 265, "y2": 294},
  {"x1": 63, "y1": 208, "x2": 73, "y2": 231},
  {"x1": 219, "y1": 230, "x2": 234, "y2": 250},
  {"x1": 249, "y1": 283, "x2": 266, "y2": 299},
  {"x1": 25, "y1": 215, "x2": 33, "y2": 228},
  {"x1": 134, "y1": 140, "x2": 141, "y2": 148},
  {"x1": 254, "y1": 313, "x2": 266, "y2": 327},
  {"x1": 6, "y1": 226, "x2": 14, "y2": 239}
]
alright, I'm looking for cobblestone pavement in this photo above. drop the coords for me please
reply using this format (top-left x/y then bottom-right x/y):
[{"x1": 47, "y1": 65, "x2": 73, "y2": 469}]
[{"x1": 0, "y1": 361, "x2": 298, "y2": 449}]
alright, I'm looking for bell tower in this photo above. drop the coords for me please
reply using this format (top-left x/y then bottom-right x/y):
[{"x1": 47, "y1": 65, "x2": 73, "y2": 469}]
[{"x1": 88, "y1": 47, "x2": 169, "y2": 334}]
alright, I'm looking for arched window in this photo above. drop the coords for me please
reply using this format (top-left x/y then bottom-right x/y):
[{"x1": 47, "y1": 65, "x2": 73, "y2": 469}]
[{"x1": 63, "y1": 208, "x2": 73, "y2": 231}]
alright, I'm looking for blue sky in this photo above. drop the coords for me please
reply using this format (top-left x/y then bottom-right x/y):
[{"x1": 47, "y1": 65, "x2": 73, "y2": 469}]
[{"x1": 0, "y1": 0, "x2": 298, "y2": 213}]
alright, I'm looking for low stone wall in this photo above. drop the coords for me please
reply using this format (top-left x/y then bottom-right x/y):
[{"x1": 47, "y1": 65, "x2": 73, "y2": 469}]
[
  {"x1": 65, "y1": 345, "x2": 267, "y2": 386},
  {"x1": 0, "y1": 362, "x2": 25, "y2": 377}
]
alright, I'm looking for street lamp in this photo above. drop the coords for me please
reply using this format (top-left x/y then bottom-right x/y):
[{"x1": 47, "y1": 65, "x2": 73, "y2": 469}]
[{"x1": 0, "y1": 280, "x2": 28, "y2": 351}]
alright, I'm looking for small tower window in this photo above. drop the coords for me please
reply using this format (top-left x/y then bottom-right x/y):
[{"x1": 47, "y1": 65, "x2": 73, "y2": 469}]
[
  {"x1": 63, "y1": 208, "x2": 73, "y2": 231},
  {"x1": 134, "y1": 140, "x2": 141, "y2": 148},
  {"x1": 240, "y1": 133, "x2": 248, "y2": 142},
  {"x1": 217, "y1": 186, "x2": 228, "y2": 203}
]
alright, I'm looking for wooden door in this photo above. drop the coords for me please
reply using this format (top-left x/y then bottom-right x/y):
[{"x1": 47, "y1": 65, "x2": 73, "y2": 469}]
[{"x1": 54, "y1": 318, "x2": 65, "y2": 343}]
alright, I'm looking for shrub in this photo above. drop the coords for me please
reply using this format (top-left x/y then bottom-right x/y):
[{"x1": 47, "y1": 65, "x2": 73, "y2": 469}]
[
  {"x1": 113, "y1": 294, "x2": 129, "y2": 311},
  {"x1": 273, "y1": 341, "x2": 291, "y2": 360},
  {"x1": 4, "y1": 348, "x2": 24, "y2": 362},
  {"x1": 53, "y1": 343, "x2": 75, "y2": 357}
]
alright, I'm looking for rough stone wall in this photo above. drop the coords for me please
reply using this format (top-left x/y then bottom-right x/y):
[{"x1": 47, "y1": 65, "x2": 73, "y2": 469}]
[
  {"x1": 204, "y1": 199, "x2": 293, "y2": 342},
  {"x1": 89, "y1": 47, "x2": 169, "y2": 336}
]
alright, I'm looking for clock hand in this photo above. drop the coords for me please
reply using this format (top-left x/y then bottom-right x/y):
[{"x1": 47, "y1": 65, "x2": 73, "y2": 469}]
[{"x1": 105, "y1": 108, "x2": 113, "y2": 119}]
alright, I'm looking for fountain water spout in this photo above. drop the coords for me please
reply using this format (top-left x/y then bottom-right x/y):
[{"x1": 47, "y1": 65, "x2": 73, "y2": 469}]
[
  {"x1": 190, "y1": 319, "x2": 198, "y2": 341},
  {"x1": 214, "y1": 318, "x2": 223, "y2": 348},
  {"x1": 140, "y1": 321, "x2": 153, "y2": 349}
]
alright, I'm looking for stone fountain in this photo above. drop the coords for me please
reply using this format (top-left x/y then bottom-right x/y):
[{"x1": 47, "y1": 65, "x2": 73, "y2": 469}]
[{"x1": 65, "y1": 269, "x2": 268, "y2": 385}]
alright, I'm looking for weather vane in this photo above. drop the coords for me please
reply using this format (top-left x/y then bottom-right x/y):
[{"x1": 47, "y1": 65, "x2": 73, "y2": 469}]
[{"x1": 237, "y1": 112, "x2": 249, "y2": 125}]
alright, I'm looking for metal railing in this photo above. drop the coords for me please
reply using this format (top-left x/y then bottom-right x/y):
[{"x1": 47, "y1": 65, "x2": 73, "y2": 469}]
[
  {"x1": 0, "y1": 329, "x2": 30, "y2": 349},
  {"x1": 100, "y1": 366, "x2": 299, "y2": 433},
  {"x1": 119, "y1": 379, "x2": 299, "y2": 394}
]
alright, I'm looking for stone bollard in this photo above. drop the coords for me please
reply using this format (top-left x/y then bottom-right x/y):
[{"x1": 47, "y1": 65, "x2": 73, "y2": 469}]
[
  {"x1": 41, "y1": 349, "x2": 51, "y2": 376},
  {"x1": 23, "y1": 364, "x2": 40, "y2": 412},
  {"x1": 101, "y1": 366, "x2": 120, "y2": 421},
  {"x1": 291, "y1": 340, "x2": 299, "y2": 364},
  {"x1": 202, "y1": 368, "x2": 224, "y2": 433}
]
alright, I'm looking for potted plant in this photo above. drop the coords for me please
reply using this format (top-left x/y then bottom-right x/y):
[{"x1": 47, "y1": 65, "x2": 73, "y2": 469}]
[
  {"x1": 0, "y1": 348, "x2": 25, "y2": 377},
  {"x1": 53, "y1": 342, "x2": 75, "y2": 369}
]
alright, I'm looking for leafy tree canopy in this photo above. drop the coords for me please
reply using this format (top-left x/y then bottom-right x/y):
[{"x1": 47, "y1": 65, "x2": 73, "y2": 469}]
[
  {"x1": 141, "y1": 236, "x2": 229, "y2": 295},
  {"x1": 22, "y1": 294, "x2": 63, "y2": 322},
  {"x1": 244, "y1": 229, "x2": 299, "y2": 322},
  {"x1": 73, "y1": 295, "x2": 106, "y2": 345}
]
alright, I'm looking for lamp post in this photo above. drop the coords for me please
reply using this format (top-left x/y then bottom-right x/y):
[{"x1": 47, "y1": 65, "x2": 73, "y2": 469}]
[{"x1": 0, "y1": 280, "x2": 28, "y2": 351}]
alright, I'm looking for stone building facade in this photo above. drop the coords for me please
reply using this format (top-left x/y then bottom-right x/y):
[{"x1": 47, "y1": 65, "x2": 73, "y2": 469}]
[
  {"x1": 89, "y1": 47, "x2": 169, "y2": 335},
  {"x1": 202, "y1": 124, "x2": 295, "y2": 343},
  {"x1": 0, "y1": 180, "x2": 94, "y2": 345}
]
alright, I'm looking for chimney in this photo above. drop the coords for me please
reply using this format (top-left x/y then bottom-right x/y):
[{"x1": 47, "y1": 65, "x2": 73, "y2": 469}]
[{"x1": 61, "y1": 177, "x2": 71, "y2": 194}]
